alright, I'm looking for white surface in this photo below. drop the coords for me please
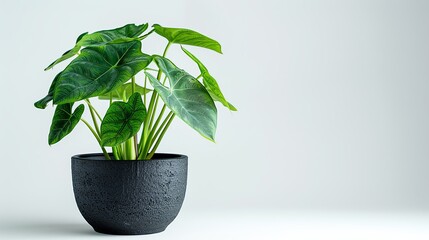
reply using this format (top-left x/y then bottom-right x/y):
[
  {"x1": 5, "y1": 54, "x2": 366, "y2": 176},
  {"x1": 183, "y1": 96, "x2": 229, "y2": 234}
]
[{"x1": 1, "y1": 210, "x2": 429, "y2": 240}]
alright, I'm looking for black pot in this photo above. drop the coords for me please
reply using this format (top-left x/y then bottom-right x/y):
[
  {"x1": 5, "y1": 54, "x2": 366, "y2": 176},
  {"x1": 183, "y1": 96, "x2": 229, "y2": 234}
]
[{"x1": 71, "y1": 153, "x2": 188, "y2": 235}]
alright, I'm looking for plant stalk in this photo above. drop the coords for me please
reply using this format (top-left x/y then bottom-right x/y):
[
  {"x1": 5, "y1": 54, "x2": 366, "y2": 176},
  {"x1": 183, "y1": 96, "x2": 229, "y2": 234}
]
[
  {"x1": 143, "y1": 75, "x2": 147, "y2": 105},
  {"x1": 148, "y1": 111, "x2": 173, "y2": 151},
  {"x1": 147, "y1": 113, "x2": 175, "y2": 159},
  {"x1": 131, "y1": 76, "x2": 136, "y2": 93},
  {"x1": 80, "y1": 118, "x2": 110, "y2": 160},
  {"x1": 85, "y1": 99, "x2": 102, "y2": 121},
  {"x1": 138, "y1": 42, "x2": 172, "y2": 159},
  {"x1": 86, "y1": 105, "x2": 101, "y2": 137},
  {"x1": 140, "y1": 105, "x2": 167, "y2": 159},
  {"x1": 124, "y1": 137, "x2": 136, "y2": 160},
  {"x1": 112, "y1": 146, "x2": 120, "y2": 160},
  {"x1": 131, "y1": 76, "x2": 138, "y2": 158}
]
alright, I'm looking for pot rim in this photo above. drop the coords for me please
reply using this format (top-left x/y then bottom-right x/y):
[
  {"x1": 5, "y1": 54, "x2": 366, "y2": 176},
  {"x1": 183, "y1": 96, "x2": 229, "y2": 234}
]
[{"x1": 72, "y1": 153, "x2": 188, "y2": 162}]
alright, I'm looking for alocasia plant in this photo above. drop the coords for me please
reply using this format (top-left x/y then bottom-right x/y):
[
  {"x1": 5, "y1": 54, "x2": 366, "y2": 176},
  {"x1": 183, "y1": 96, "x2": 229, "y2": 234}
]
[{"x1": 35, "y1": 23, "x2": 236, "y2": 160}]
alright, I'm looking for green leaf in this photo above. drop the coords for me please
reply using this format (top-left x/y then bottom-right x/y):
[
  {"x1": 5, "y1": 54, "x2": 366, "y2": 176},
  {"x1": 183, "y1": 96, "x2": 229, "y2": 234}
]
[
  {"x1": 181, "y1": 46, "x2": 236, "y2": 111},
  {"x1": 146, "y1": 56, "x2": 217, "y2": 141},
  {"x1": 153, "y1": 24, "x2": 222, "y2": 53},
  {"x1": 44, "y1": 46, "x2": 80, "y2": 71},
  {"x1": 34, "y1": 72, "x2": 62, "y2": 109},
  {"x1": 76, "y1": 32, "x2": 89, "y2": 43},
  {"x1": 77, "y1": 23, "x2": 148, "y2": 47},
  {"x1": 100, "y1": 92, "x2": 147, "y2": 146},
  {"x1": 48, "y1": 103, "x2": 84, "y2": 145},
  {"x1": 98, "y1": 82, "x2": 152, "y2": 100},
  {"x1": 53, "y1": 41, "x2": 152, "y2": 105},
  {"x1": 225, "y1": 102, "x2": 237, "y2": 111},
  {"x1": 45, "y1": 23, "x2": 148, "y2": 71},
  {"x1": 34, "y1": 96, "x2": 53, "y2": 109}
]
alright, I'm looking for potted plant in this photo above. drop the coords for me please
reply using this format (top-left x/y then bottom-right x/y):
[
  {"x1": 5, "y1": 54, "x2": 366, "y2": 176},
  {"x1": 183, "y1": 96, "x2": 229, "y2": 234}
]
[{"x1": 35, "y1": 23, "x2": 236, "y2": 235}]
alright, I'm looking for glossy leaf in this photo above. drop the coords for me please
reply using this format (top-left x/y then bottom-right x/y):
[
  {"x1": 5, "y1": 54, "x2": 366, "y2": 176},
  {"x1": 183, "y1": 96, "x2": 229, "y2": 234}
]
[
  {"x1": 100, "y1": 93, "x2": 146, "y2": 146},
  {"x1": 45, "y1": 23, "x2": 148, "y2": 71},
  {"x1": 53, "y1": 41, "x2": 152, "y2": 105},
  {"x1": 181, "y1": 46, "x2": 236, "y2": 111},
  {"x1": 77, "y1": 23, "x2": 148, "y2": 47},
  {"x1": 34, "y1": 72, "x2": 62, "y2": 109},
  {"x1": 44, "y1": 46, "x2": 80, "y2": 71},
  {"x1": 146, "y1": 56, "x2": 217, "y2": 141},
  {"x1": 48, "y1": 103, "x2": 84, "y2": 145},
  {"x1": 153, "y1": 24, "x2": 222, "y2": 53},
  {"x1": 98, "y1": 82, "x2": 152, "y2": 100},
  {"x1": 75, "y1": 32, "x2": 89, "y2": 43}
]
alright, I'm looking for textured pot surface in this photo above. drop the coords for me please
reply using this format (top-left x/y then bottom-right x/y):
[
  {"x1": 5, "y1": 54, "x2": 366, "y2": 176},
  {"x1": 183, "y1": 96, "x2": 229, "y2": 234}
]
[{"x1": 71, "y1": 153, "x2": 188, "y2": 235}]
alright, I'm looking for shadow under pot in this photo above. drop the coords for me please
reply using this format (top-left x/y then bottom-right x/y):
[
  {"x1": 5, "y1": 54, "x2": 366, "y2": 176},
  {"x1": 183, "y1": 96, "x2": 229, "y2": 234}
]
[{"x1": 71, "y1": 153, "x2": 188, "y2": 235}]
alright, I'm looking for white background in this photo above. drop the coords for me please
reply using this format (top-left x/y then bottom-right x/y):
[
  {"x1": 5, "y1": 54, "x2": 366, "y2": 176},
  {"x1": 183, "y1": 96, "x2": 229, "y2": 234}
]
[{"x1": 1, "y1": 0, "x2": 429, "y2": 239}]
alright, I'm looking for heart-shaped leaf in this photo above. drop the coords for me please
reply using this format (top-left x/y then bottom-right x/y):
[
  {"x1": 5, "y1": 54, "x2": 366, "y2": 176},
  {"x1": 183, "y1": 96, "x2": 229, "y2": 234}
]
[
  {"x1": 100, "y1": 92, "x2": 147, "y2": 146},
  {"x1": 53, "y1": 41, "x2": 152, "y2": 105},
  {"x1": 48, "y1": 103, "x2": 84, "y2": 145},
  {"x1": 153, "y1": 24, "x2": 222, "y2": 54},
  {"x1": 45, "y1": 23, "x2": 148, "y2": 71},
  {"x1": 181, "y1": 46, "x2": 236, "y2": 111},
  {"x1": 146, "y1": 56, "x2": 217, "y2": 141},
  {"x1": 34, "y1": 71, "x2": 62, "y2": 109},
  {"x1": 98, "y1": 82, "x2": 152, "y2": 100},
  {"x1": 77, "y1": 23, "x2": 148, "y2": 47}
]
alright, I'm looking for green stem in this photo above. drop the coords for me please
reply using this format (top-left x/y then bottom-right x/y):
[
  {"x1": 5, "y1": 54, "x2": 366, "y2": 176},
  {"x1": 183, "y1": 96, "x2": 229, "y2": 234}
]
[
  {"x1": 80, "y1": 118, "x2": 111, "y2": 160},
  {"x1": 85, "y1": 99, "x2": 102, "y2": 121},
  {"x1": 148, "y1": 75, "x2": 168, "y2": 131},
  {"x1": 112, "y1": 146, "x2": 120, "y2": 160},
  {"x1": 131, "y1": 76, "x2": 138, "y2": 158},
  {"x1": 147, "y1": 113, "x2": 175, "y2": 159},
  {"x1": 140, "y1": 90, "x2": 157, "y2": 153},
  {"x1": 161, "y1": 75, "x2": 168, "y2": 85},
  {"x1": 131, "y1": 76, "x2": 136, "y2": 93},
  {"x1": 125, "y1": 137, "x2": 136, "y2": 160},
  {"x1": 134, "y1": 137, "x2": 138, "y2": 158},
  {"x1": 162, "y1": 42, "x2": 171, "y2": 57},
  {"x1": 138, "y1": 42, "x2": 171, "y2": 159},
  {"x1": 141, "y1": 105, "x2": 167, "y2": 159},
  {"x1": 85, "y1": 99, "x2": 101, "y2": 136},
  {"x1": 121, "y1": 142, "x2": 126, "y2": 159},
  {"x1": 145, "y1": 68, "x2": 159, "y2": 72},
  {"x1": 152, "y1": 104, "x2": 167, "y2": 136},
  {"x1": 148, "y1": 93, "x2": 159, "y2": 130},
  {"x1": 148, "y1": 44, "x2": 170, "y2": 129},
  {"x1": 80, "y1": 119, "x2": 100, "y2": 141},
  {"x1": 149, "y1": 111, "x2": 173, "y2": 151},
  {"x1": 143, "y1": 75, "x2": 147, "y2": 105},
  {"x1": 116, "y1": 144, "x2": 123, "y2": 159}
]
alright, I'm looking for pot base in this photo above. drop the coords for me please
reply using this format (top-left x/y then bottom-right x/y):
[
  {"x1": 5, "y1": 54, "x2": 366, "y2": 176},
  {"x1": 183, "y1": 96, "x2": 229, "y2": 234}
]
[{"x1": 94, "y1": 227, "x2": 166, "y2": 235}]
